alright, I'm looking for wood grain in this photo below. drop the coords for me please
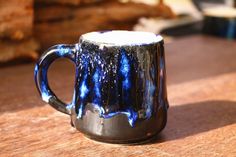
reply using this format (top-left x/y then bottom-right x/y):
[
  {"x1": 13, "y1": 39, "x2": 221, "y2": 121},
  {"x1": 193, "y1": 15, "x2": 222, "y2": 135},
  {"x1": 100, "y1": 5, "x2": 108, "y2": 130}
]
[
  {"x1": 35, "y1": 0, "x2": 110, "y2": 6},
  {"x1": 35, "y1": 0, "x2": 81, "y2": 5},
  {"x1": 0, "y1": 0, "x2": 33, "y2": 40},
  {"x1": 34, "y1": 1, "x2": 175, "y2": 50},
  {"x1": 0, "y1": 35, "x2": 236, "y2": 156},
  {"x1": 0, "y1": 38, "x2": 39, "y2": 63}
]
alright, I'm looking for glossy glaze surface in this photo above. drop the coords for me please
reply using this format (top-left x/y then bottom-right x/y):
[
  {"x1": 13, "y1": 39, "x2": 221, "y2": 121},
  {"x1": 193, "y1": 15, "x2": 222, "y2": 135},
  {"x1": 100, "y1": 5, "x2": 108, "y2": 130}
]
[
  {"x1": 34, "y1": 31, "x2": 168, "y2": 143},
  {"x1": 72, "y1": 40, "x2": 167, "y2": 127}
]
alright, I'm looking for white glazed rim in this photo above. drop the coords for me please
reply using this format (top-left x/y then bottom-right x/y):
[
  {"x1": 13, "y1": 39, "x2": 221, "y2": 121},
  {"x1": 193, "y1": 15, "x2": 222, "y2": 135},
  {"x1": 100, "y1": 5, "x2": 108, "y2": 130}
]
[{"x1": 81, "y1": 30, "x2": 163, "y2": 46}]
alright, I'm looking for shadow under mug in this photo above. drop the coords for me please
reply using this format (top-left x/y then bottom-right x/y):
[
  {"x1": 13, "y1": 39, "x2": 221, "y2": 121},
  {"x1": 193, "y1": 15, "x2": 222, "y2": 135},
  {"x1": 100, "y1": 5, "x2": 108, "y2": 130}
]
[{"x1": 34, "y1": 31, "x2": 169, "y2": 144}]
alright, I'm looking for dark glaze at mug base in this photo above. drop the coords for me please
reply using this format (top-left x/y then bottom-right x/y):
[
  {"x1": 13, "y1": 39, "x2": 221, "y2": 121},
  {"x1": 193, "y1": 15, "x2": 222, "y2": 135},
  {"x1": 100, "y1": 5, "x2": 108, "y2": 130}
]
[{"x1": 71, "y1": 103, "x2": 167, "y2": 144}]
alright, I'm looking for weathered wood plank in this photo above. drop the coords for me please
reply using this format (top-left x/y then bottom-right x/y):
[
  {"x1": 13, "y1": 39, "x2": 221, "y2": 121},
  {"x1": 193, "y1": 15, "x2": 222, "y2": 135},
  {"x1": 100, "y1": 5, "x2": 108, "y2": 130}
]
[
  {"x1": 35, "y1": 1, "x2": 175, "y2": 50},
  {"x1": 0, "y1": 35, "x2": 236, "y2": 156},
  {"x1": 0, "y1": 0, "x2": 33, "y2": 40},
  {"x1": 35, "y1": 0, "x2": 111, "y2": 6},
  {"x1": 0, "y1": 38, "x2": 39, "y2": 63}
]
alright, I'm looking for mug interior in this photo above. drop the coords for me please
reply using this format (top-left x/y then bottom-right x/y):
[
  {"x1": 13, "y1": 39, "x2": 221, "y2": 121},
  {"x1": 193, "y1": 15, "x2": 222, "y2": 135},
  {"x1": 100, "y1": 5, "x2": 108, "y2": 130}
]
[{"x1": 81, "y1": 30, "x2": 163, "y2": 46}]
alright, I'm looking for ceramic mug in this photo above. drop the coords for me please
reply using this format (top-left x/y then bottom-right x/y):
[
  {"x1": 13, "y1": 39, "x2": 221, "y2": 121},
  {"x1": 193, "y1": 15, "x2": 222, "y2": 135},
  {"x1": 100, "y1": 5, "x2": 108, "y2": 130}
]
[{"x1": 34, "y1": 31, "x2": 169, "y2": 143}]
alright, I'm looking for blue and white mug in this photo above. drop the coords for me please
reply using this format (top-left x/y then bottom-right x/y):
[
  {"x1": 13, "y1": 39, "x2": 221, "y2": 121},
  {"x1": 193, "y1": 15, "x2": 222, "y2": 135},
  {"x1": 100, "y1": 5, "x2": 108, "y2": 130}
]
[{"x1": 34, "y1": 31, "x2": 169, "y2": 143}]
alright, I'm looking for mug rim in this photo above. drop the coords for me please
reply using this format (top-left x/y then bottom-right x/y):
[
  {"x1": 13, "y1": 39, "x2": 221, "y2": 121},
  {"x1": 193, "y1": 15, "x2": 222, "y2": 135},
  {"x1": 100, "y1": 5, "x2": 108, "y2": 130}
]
[{"x1": 80, "y1": 30, "x2": 163, "y2": 46}]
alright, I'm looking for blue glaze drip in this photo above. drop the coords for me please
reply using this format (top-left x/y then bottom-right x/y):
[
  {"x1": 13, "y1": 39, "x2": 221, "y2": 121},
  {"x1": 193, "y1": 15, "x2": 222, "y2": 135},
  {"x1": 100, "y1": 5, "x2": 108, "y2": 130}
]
[
  {"x1": 41, "y1": 80, "x2": 51, "y2": 102},
  {"x1": 92, "y1": 68, "x2": 105, "y2": 116},
  {"x1": 117, "y1": 50, "x2": 138, "y2": 126},
  {"x1": 158, "y1": 57, "x2": 164, "y2": 106},
  {"x1": 77, "y1": 103, "x2": 84, "y2": 118},
  {"x1": 144, "y1": 67, "x2": 156, "y2": 118},
  {"x1": 79, "y1": 59, "x2": 89, "y2": 99},
  {"x1": 77, "y1": 57, "x2": 90, "y2": 118},
  {"x1": 93, "y1": 104, "x2": 105, "y2": 116},
  {"x1": 57, "y1": 45, "x2": 71, "y2": 56},
  {"x1": 75, "y1": 49, "x2": 140, "y2": 127},
  {"x1": 120, "y1": 50, "x2": 131, "y2": 90},
  {"x1": 102, "y1": 109, "x2": 138, "y2": 127},
  {"x1": 66, "y1": 89, "x2": 77, "y2": 114},
  {"x1": 93, "y1": 69, "x2": 101, "y2": 98},
  {"x1": 80, "y1": 80, "x2": 89, "y2": 99},
  {"x1": 145, "y1": 80, "x2": 155, "y2": 118},
  {"x1": 119, "y1": 50, "x2": 132, "y2": 121}
]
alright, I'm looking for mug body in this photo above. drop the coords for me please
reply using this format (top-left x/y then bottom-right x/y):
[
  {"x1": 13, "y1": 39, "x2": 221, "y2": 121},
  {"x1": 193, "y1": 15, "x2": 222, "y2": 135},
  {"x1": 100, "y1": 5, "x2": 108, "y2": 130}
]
[{"x1": 70, "y1": 31, "x2": 169, "y2": 143}]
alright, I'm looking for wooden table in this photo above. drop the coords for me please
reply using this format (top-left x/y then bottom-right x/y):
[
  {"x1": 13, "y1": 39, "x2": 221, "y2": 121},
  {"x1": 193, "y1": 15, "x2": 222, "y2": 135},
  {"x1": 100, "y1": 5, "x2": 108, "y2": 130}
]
[{"x1": 1, "y1": 35, "x2": 236, "y2": 156}]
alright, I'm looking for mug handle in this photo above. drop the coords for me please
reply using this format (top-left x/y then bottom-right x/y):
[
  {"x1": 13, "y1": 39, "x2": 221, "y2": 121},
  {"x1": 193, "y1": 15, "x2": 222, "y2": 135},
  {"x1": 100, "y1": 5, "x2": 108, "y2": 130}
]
[{"x1": 34, "y1": 44, "x2": 77, "y2": 115}]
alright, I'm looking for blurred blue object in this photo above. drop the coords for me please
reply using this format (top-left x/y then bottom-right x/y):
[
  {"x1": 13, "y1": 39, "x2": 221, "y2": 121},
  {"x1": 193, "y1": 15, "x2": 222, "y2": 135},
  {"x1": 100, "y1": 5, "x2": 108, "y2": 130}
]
[{"x1": 203, "y1": 7, "x2": 236, "y2": 39}]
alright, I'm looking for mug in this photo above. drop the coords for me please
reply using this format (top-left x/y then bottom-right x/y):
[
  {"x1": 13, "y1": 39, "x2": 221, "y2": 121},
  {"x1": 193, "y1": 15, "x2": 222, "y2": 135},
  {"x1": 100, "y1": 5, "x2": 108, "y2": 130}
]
[
  {"x1": 203, "y1": 7, "x2": 236, "y2": 39},
  {"x1": 34, "y1": 31, "x2": 169, "y2": 144}
]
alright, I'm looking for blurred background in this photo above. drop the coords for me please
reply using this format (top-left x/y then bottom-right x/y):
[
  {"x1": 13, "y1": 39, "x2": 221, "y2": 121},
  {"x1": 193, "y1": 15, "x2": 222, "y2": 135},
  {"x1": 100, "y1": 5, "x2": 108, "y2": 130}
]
[{"x1": 0, "y1": 0, "x2": 236, "y2": 66}]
